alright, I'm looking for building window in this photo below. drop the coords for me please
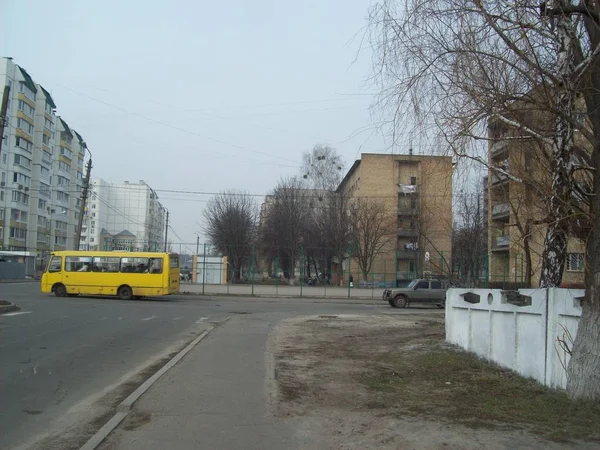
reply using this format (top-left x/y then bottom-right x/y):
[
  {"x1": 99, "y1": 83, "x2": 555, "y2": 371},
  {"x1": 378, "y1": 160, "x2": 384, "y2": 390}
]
[
  {"x1": 14, "y1": 154, "x2": 31, "y2": 169},
  {"x1": 55, "y1": 221, "x2": 68, "y2": 231},
  {"x1": 12, "y1": 191, "x2": 29, "y2": 205},
  {"x1": 10, "y1": 227, "x2": 27, "y2": 240},
  {"x1": 19, "y1": 81, "x2": 36, "y2": 101},
  {"x1": 56, "y1": 191, "x2": 69, "y2": 203},
  {"x1": 60, "y1": 147, "x2": 72, "y2": 159},
  {"x1": 58, "y1": 161, "x2": 71, "y2": 172},
  {"x1": 410, "y1": 176, "x2": 417, "y2": 186},
  {"x1": 17, "y1": 118, "x2": 34, "y2": 135},
  {"x1": 38, "y1": 199, "x2": 47, "y2": 210},
  {"x1": 57, "y1": 176, "x2": 70, "y2": 187},
  {"x1": 54, "y1": 236, "x2": 67, "y2": 247},
  {"x1": 91, "y1": 204, "x2": 96, "y2": 209},
  {"x1": 13, "y1": 172, "x2": 31, "y2": 186},
  {"x1": 15, "y1": 136, "x2": 33, "y2": 153},
  {"x1": 567, "y1": 253, "x2": 585, "y2": 272},
  {"x1": 17, "y1": 100, "x2": 35, "y2": 118}
]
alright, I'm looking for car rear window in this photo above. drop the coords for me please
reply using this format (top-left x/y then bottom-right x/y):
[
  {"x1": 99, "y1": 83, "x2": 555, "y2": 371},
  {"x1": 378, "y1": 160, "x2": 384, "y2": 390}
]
[{"x1": 431, "y1": 281, "x2": 442, "y2": 289}]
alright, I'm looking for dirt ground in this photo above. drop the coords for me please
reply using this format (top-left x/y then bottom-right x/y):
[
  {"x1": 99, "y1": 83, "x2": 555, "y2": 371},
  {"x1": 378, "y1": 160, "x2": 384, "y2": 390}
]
[{"x1": 268, "y1": 314, "x2": 600, "y2": 450}]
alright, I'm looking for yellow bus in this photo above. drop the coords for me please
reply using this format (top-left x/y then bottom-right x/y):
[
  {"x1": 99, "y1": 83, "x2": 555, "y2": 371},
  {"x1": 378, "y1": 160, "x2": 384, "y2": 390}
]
[{"x1": 41, "y1": 251, "x2": 180, "y2": 299}]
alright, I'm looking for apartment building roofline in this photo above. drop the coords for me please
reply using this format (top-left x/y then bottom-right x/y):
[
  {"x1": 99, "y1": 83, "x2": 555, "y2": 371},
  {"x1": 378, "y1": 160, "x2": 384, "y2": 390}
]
[
  {"x1": 336, "y1": 153, "x2": 453, "y2": 193},
  {"x1": 38, "y1": 85, "x2": 56, "y2": 108},
  {"x1": 17, "y1": 66, "x2": 37, "y2": 93}
]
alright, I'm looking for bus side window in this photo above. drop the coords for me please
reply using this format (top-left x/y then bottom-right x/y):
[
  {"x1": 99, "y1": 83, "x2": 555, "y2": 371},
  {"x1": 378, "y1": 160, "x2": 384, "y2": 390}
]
[
  {"x1": 48, "y1": 256, "x2": 62, "y2": 273},
  {"x1": 149, "y1": 258, "x2": 163, "y2": 274}
]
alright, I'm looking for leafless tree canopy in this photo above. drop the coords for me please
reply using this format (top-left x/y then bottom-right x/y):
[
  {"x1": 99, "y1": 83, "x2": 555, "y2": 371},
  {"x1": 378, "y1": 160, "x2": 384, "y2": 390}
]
[
  {"x1": 302, "y1": 144, "x2": 345, "y2": 193},
  {"x1": 368, "y1": 0, "x2": 600, "y2": 400},
  {"x1": 452, "y1": 189, "x2": 487, "y2": 286},
  {"x1": 261, "y1": 177, "x2": 310, "y2": 279},
  {"x1": 351, "y1": 198, "x2": 395, "y2": 280},
  {"x1": 203, "y1": 190, "x2": 258, "y2": 281}
]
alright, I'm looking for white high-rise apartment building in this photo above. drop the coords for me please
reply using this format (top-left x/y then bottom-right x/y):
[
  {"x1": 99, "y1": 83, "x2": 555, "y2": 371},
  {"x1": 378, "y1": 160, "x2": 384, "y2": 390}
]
[
  {"x1": 0, "y1": 57, "x2": 86, "y2": 266},
  {"x1": 80, "y1": 179, "x2": 166, "y2": 251}
]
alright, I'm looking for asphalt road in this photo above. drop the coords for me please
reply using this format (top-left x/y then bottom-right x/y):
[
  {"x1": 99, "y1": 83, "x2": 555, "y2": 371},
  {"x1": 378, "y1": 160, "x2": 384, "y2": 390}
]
[{"x1": 0, "y1": 282, "x2": 435, "y2": 450}]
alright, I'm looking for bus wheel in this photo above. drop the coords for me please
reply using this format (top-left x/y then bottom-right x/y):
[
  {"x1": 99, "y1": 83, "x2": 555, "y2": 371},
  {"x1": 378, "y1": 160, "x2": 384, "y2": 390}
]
[
  {"x1": 117, "y1": 285, "x2": 133, "y2": 300},
  {"x1": 54, "y1": 284, "x2": 67, "y2": 297}
]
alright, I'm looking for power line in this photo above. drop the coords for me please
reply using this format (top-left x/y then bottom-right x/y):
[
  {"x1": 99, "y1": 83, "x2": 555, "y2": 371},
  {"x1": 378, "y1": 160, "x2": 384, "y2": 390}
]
[{"x1": 54, "y1": 84, "x2": 303, "y2": 166}]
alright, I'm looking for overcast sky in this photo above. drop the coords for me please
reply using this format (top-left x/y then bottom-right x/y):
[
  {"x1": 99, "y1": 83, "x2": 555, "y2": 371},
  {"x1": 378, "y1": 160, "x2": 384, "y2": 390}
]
[{"x1": 1, "y1": 0, "x2": 412, "y2": 250}]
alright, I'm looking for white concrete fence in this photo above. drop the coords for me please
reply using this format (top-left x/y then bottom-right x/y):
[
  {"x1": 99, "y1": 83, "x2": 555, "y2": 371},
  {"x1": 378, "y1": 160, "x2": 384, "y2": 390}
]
[{"x1": 445, "y1": 288, "x2": 584, "y2": 390}]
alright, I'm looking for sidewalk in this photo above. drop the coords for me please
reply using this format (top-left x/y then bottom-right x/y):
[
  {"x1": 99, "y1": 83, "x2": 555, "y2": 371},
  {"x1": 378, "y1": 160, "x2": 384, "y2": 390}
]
[
  {"x1": 181, "y1": 282, "x2": 386, "y2": 300},
  {"x1": 98, "y1": 316, "x2": 316, "y2": 450}
]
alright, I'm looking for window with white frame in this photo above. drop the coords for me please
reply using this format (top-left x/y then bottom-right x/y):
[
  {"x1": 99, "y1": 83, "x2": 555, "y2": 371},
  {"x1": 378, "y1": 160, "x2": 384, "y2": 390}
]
[
  {"x1": 56, "y1": 191, "x2": 69, "y2": 202},
  {"x1": 38, "y1": 199, "x2": 47, "y2": 210},
  {"x1": 17, "y1": 100, "x2": 35, "y2": 118},
  {"x1": 58, "y1": 161, "x2": 71, "y2": 172},
  {"x1": 567, "y1": 253, "x2": 585, "y2": 272},
  {"x1": 10, "y1": 227, "x2": 27, "y2": 240},
  {"x1": 12, "y1": 191, "x2": 29, "y2": 205},
  {"x1": 60, "y1": 147, "x2": 72, "y2": 159},
  {"x1": 10, "y1": 209, "x2": 27, "y2": 222},
  {"x1": 19, "y1": 82, "x2": 36, "y2": 101},
  {"x1": 17, "y1": 118, "x2": 34, "y2": 135},
  {"x1": 55, "y1": 220, "x2": 68, "y2": 231},
  {"x1": 14, "y1": 154, "x2": 31, "y2": 169},
  {"x1": 12, "y1": 172, "x2": 31, "y2": 186},
  {"x1": 42, "y1": 134, "x2": 51, "y2": 146},
  {"x1": 44, "y1": 117, "x2": 53, "y2": 130},
  {"x1": 57, "y1": 176, "x2": 70, "y2": 187},
  {"x1": 15, "y1": 137, "x2": 33, "y2": 153}
]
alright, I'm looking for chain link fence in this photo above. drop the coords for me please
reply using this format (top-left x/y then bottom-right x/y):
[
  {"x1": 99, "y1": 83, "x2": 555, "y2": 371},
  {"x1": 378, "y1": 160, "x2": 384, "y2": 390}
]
[{"x1": 171, "y1": 243, "x2": 529, "y2": 298}]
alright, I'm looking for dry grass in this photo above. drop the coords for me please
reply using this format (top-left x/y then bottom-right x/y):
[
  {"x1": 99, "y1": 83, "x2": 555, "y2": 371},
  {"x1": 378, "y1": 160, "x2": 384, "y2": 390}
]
[
  {"x1": 273, "y1": 314, "x2": 600, "y2": 445},
  {"x1": 362, "y1": 347, "x2": 600, "y2": 442}
]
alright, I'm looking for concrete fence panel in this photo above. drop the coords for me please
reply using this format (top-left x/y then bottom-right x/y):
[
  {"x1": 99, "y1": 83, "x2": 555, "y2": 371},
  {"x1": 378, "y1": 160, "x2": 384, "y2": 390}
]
[{"x1": 446, "y1": 288, "x2": 581, "y2": 389}]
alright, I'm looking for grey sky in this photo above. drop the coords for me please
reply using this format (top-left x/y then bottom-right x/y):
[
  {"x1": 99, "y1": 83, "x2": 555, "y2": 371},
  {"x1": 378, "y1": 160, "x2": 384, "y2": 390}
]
[{"x1": 1, "y1": 0, "x2": 395, "y2": 249}]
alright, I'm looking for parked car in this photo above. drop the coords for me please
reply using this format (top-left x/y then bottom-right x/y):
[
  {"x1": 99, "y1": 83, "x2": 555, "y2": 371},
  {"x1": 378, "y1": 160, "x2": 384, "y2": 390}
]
[{"x1": 382, "y1": 278, "x2": 449, "y2": 308}]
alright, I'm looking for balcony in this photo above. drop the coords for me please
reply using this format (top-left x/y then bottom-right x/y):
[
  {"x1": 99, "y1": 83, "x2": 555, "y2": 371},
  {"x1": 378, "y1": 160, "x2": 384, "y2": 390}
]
[
  {"x1": 397, "y1": 250, "x2": 419, "y2": 259},
  {"x1": 398, "y1": 184, "x2": 418, "y2": 195},
  {"x1": 491, "y1": 202, "x2": 510, "y2": 219},
  {"x1": 397, "y1": 229, "x2": 418, "y2": 238},
  {"x1": 492, "y1": 235, "x2": 510, "y2": 252},
  {"x1": 491, "y1": 173, "x2": 509, "y2": 185},
  {"x1": 491, "y1": 140, "x2": 509, "y2": 157},
  {"x1": 397, "y1": 207, "x2": 418, "y2": 216}
]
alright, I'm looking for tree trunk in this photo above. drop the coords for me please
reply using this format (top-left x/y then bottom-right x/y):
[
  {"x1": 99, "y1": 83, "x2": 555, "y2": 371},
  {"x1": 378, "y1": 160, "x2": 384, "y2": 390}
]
[{"x1": 566, "y1": 152, "x2": 600, "y2": 400}]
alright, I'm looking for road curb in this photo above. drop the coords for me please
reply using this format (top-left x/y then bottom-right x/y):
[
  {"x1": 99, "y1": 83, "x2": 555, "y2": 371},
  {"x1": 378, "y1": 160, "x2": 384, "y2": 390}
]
[
  {"x1": 79, "y1": 317, "x2": 230, "y2": 450},
  {"x1": 180, "y1": 291, "x2": 386, "y2": 303}
]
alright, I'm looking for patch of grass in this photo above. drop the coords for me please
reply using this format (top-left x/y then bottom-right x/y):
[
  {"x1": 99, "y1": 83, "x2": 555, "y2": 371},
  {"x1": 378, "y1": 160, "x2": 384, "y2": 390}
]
[{"x1": 361, "y1": 347, "x2": 600, "y2": 442}]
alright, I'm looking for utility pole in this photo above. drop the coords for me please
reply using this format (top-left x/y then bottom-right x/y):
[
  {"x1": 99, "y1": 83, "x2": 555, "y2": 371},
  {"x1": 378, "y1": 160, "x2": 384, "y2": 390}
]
[
  {"x1": 76, "y1": 149, "x2": 92, "y2": 251},
  {"x1": 164, "y1": 210, "x2": 169, "y2": 252},
  {"x1": 196, "y1": 235, "x2": 200, "y2": 255},
  {"x1": 0, "y1": 85, "x2": 10, "y2": 160}
]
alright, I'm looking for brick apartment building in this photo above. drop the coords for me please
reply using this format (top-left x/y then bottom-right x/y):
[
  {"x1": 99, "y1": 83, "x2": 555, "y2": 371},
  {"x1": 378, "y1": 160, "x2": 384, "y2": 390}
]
[
  {"x1": 337, "y1": 153, "x2": 453, "y2": 284},
  {"x1": 487, "y1": 117, "x2": 586, "y2": 287}
]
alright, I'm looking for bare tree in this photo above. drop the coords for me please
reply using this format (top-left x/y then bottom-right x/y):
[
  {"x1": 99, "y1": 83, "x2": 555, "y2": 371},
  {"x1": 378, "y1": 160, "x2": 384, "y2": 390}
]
[
  {"x1": 300, "y1": 144, "x2": 348, "y2": 279},
  {"x1": 368, "y1": 0, "x2": 600, "y2": 400},
  {"x1": 453, "y1": 190, "x2": 487, "y2": 286},
  {"x1": 302, "y1": 144, "x2": 345, "y2": 192},
  {"x1": 351, "y1": 199, "x2": 395, "y2": 281},
  {"x1": 203, "y1": 191, "x2": 258, "y2": 282},
  {"x1": 262, "y1": 177, "x2": 310, "y2": 282}
]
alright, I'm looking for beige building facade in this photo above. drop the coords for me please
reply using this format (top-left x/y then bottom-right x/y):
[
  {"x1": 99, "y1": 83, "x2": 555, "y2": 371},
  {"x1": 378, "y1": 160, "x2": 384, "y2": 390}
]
[
  {"x1": 337, "y1": 153, "x2": 453, "y2": 284},
  {"x1": 487, "y1": 119, "x2": 586, "y2": 287}
]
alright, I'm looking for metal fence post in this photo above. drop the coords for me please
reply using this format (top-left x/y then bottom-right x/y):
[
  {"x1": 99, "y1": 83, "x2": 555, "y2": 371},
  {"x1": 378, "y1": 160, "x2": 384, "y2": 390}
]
[
  {"x1": 251, "y1": 245, "x2": 256, "y2": 296},
  {"x1": 202, "y1": 243, "x2": 206, "y2": 295},
  {"x1": 300, "y1": 246, "x2": 304, "y2": 298},
  {"x1": 347, "y1": 243, "x2": 352, "y2": 299}
]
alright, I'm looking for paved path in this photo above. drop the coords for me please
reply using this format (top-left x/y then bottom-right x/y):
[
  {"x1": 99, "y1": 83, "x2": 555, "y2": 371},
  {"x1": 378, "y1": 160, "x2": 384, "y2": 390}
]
[{"x1": 99, "y1": 313, "x2": 313, "y2": 449}]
